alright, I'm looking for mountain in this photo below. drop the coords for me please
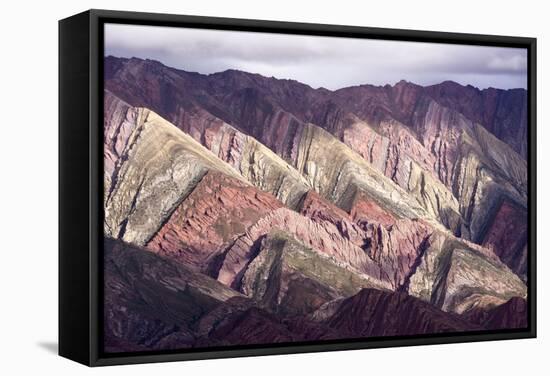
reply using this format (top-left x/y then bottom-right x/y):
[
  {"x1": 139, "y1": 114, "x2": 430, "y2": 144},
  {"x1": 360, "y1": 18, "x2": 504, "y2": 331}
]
[
  {"x1": 105, "y1": 57, "x2": 528, "y2": 280},
  {"x1": 146, "y1": 170, "x2": 284, "y2": 273},
  {"x1": 239, "y1": 229, "x2": 376, "y2": 316},
  {"x1": 323, "y1": 288, "x2": 477, "y2": 337},
  {"x1": 103, "y1": 101, "x2": 247, "y2": 246},
  {"x1": 407, "y1": 232, "x2": 526, "y2": 314},
  {"x1": 173, "y1": 107, "x2": 312, "y2": 209},
  {"x1": 105, "y1": 238, "x2": 487, "y2": 352},
  {"x1": 105, "y1": 56, "x2": 527, "y2": 158},
  {"x1": 102, "y1": 56, "x2": 529, "y2": 353},
  {"x1": 422, "y1": 81, "x2": 528, "y2": 158},
  {"x1": 462, "y1": 296, "x2": 528, "y2": 330}
]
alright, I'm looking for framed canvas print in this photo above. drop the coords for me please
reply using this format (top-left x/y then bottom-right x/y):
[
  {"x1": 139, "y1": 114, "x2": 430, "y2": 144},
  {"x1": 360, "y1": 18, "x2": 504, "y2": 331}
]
[{"x1": 59, "y1": 9, "x2": 537, "y2": 366}]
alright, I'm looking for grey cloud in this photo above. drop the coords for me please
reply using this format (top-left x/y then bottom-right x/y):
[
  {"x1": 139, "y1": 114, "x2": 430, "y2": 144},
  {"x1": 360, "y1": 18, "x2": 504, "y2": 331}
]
[{"x1": 105, "y1": 23, "x2": 527, "y2": 90}]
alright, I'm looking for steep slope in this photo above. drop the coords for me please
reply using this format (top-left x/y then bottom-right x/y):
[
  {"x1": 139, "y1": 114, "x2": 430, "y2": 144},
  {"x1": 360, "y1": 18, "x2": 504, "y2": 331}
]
[
  {"x1": 407, "y1": 232, "x2": 526, "y2": 314},
  {"x1": 292, "y1": 122, "x2": 452, "y2": 229},
  {"x1": 330, "y1": 97, "x2": 527, "y2": 276},
  {"x1": 104, "y1": 57, "x2": 528, "y2": 267},
  {"x1": 106, "y1": 238, "x2": 489, "y2": 353},
  {"x1": 102, "y1": 57, "x2": 529, "y2": 347},
  {"x1": 103, "y1": 97, "x2": 527, "y2": 315},
  {"x1": 299, "y1": 189, "x2": 527, "y2": 315},
  {"x1": 480, "y1": 201, "x2": 528, "y2": 280},
  {"x1": 103, "y1": 90, "x2": 138, "y2": 195},
  {"x1": 146, "y1": 170, "x2": 283, "y2": 273},
  {"x1": 215, "y1": 206, "x2": 390, "y2": 290},
  {"x1": 240, "y1": 229, "x2": 376, "y2": 316},
  {"x1": 299, "y1": 110, "x2": 465, "y2": 234},
  {"x1": 104, "y1": 104, "x2": 246, "y2": 246},
  {"x1": 299, "y1": 190, "x2": 434, "y2": 291},
  {"x1": 168, "y1": 80, "x2": 463, "y2": 234},
  {"x1": 298, "y1": 190, "x2": 527, "y2": 313},
  {"x1": 321, "y1": 288, "x2": 478, "y2": 337},
  {"x1": 331, "y1": 80, "x2": 528, "y2": 158},
  {"x1": 409, "y1": 99, "x2": 528, "y2": 277},
  {"x1": 105, "y1": 91, "x2": 310, "y2": 210},
  {"x1": 104, "y1": 237, "x2": 242, "y2": 351},
  {"x1": 462, "y1": 297, "x2": 528, "y2": 330},
  {"x1": 106, "y1": 238, "x2": 496, "y2": 353},
  {"x1": 105, "y1": 97, "x2": 512, "y2": 309},
  {"x1": 176, "y1": 108, "x2": 312, "y2": 209},
  {"x1": 423, "y1": 81, "x2": 528, "y2": 158},
  {"x1": 105, "y1": 238, "x2": 337, "y2": 351},
  {"x1": 105, "y1": 56, "x2": 527, "y2": 160}
]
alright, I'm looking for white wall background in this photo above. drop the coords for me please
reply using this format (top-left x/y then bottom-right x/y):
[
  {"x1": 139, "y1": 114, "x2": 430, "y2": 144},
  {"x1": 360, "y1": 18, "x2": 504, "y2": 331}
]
[{"x1": 0, "y1": 0, "x2": 547, "y2": 373}]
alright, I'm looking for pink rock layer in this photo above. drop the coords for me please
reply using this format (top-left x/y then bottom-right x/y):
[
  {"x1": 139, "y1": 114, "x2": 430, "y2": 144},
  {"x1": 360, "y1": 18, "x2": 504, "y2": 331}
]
[
  {"x1": 215, "y1": 206, "x2": 385, "y2": 289},
  {"x1": 216, "y1": 189, "x2": 434, "y2": 292},
  {"x1": 301, "y1": 190, "x2": 433, "y2": 290}
]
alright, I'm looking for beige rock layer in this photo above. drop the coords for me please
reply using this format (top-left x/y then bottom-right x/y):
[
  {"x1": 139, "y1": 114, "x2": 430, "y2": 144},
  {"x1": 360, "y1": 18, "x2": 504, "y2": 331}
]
[
  {"x1": 181, "y1": 114, "x2": 311, "y2": 209},
  {"x1": 216, "y1": 207, "x2": 390, "y2": 291},
  {"x1": 293, "y1": 122, "x2": 441, "y2": 226},
  {"x1": 241, "y1": 229, "x2": 376, "y2": 315},
  {"x1": 407, "y1": 232, "x2": 526, "y2": 314},
  {"x1": 104, "y1": 107, "x2": 246, "y2": 246}
]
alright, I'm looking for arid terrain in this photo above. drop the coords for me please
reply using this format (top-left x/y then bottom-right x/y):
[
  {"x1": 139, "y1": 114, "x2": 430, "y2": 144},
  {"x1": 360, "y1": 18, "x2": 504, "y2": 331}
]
[{"x1": 103, "y1": 56, "x2": 528, "y2": 353}]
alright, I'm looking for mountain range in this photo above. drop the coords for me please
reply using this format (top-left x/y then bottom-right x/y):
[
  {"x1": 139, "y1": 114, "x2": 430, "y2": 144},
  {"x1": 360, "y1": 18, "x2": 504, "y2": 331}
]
[{"x1": 103, "y1": 56, "x2": 529, "y2": 353}]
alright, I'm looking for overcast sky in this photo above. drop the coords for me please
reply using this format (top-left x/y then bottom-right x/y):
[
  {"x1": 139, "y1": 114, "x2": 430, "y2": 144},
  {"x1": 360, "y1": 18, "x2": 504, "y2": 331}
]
[{"x1": 105, "y1": 23, "x2": 527, "y2": 91}]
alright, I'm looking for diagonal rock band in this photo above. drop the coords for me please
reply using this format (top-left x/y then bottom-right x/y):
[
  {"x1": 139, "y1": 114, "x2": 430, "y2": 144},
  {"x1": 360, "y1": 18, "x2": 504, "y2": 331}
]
[{"x1": 102, "y1": 56, "x2": 528, "y2": 353}]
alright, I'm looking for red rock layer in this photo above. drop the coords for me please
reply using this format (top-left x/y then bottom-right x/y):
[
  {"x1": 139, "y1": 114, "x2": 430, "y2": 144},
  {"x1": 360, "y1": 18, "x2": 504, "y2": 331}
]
[
  {"x1": 325, "y1": 288, "x2": 478, "y2": 337},
  {"x1": 364, "y1": 219, "x2": 432, "y2": 290},
  {"x1": 146, "y1": 171, "x2": 282, "y2": 273},
  {"x1": 299, "y1": 190, "x2": 370, "y2": 246},
  {"x1": 215, "y1": 189, "x2": 435, "y2": 292},
  {"x1": 482, "y1": 200, "x2": 528, "y2": 280},
  {"x1": 349, "y1": 191, "x2": 397, "y2": 227},
  {"x1": 104, "y1": 58, "x2": 528, "y2": 261},
  {"x1": 300, "y1": 190, "x2": 350, "y2": 222}
]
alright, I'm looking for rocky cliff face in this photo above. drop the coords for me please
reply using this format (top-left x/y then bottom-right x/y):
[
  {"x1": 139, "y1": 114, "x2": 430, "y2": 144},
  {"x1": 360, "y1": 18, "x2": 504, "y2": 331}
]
[
  {"x1": 103, "y1": 57, "x2": 529, "y2": 353},
  {"x1": 105, "y1": 57, "x2": 527, "y2": 160},
  {"x1": 103, "y1": 91, "x2": 138, "y2": 196},
  {"x1": 104, "y1": 58, "x2": 527, "y2": 259}
]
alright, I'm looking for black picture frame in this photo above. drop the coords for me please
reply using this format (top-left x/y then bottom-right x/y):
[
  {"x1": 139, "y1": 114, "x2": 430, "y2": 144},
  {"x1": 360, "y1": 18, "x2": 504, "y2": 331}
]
[{"x1": 59, "y1": 9, "x2": 537, "y2": 367}]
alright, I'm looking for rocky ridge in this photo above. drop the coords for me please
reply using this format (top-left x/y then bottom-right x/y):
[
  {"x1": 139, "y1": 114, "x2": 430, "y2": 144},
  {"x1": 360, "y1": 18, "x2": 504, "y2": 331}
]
[
  {"x1": 102, "y1": 58, "x2": 530, "y2": 353},
  {"x1": 105, "y1": 238, "x2": 492, "y2": 352},
  {"x1": 104, "y1": 57, "x2": 528, "y2": 278}
]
